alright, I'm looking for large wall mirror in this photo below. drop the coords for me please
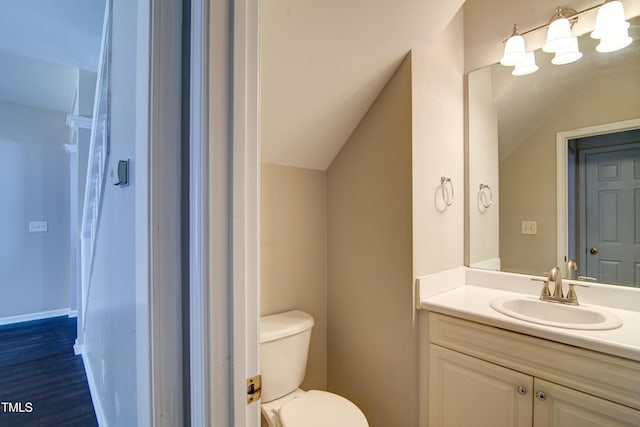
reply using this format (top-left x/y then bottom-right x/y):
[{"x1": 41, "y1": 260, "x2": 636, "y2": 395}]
[{"x1": 467, "y1": 15, "x2": 640, "y2": 287}]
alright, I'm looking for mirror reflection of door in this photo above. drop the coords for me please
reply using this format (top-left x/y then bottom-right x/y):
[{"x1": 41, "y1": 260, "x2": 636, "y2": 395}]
[{"x1": 570, "y1": 129, "x2": 640, "y2": 286}]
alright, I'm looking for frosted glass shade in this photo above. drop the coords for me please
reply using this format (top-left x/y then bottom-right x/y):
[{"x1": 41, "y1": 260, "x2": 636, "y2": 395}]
[
  {"x1": 596, "y1": 27, "x2": 633, "y2": 52},
  {"x1": 592, "y1": 1, "x2": 629, "y2": 39},
  {"x1": 512, "y1": 52, "x2": 539, "y2": 76},
  {"x1": 552, "y1": 37, "x2": 583, "y2": 64},
  {"x1": 543, "y1": 18, "x2": 573, "y2": 53},
  {"x1": 500, "y1": 34, "x2": 526, "y2": 66}
]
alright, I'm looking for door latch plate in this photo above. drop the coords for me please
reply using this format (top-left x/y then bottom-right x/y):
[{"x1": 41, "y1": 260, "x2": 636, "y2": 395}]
[{"x1": 246, "y1": 374, "x2": 262, "y2": 404}]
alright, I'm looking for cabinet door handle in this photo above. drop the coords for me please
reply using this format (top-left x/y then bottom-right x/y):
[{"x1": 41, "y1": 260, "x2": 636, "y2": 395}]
[
  {"x1": 536, "y1": 391, "x2": 546, "y2": 400},
  {"x1": 516, "y1": 385, "x2": 527, "y2": 395}
]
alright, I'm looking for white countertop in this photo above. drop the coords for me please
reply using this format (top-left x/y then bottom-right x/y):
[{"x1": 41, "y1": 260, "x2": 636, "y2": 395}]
[{"x1": 418, "y1": 268, "x2": 640, "y2": 362}]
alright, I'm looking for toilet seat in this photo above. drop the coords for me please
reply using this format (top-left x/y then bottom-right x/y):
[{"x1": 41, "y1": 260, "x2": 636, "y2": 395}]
[{"x1": 279, "y1": 390, "x2": 368, "y2": 427}]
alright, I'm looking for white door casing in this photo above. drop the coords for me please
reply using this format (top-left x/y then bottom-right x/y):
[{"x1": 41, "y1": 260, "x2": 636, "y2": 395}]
[{"x1": 190, "y1": 0, "x2": 260, "y2": 425}]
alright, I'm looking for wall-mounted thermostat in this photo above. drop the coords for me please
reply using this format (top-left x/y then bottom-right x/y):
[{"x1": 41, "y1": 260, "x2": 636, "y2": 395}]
[{"x1": 110, "y1": 159, "x2": 129, "y2": 187}]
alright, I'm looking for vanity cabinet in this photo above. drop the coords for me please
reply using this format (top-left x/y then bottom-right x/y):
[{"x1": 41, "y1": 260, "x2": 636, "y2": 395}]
[
  {"x1": 429, "y1": 344, "x2": 532, "y2": 426},
  {"x1": 533, "y1": 378, "x2": 639, "y2": 426},
  {"x1": 427, "y1": 313, "x2": 640, "y2": 427}
]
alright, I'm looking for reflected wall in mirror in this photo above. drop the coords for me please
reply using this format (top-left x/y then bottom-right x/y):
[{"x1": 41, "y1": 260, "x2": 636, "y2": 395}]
[{"x1": 468, "y1": 15, "x2": 640, "y2": 287}]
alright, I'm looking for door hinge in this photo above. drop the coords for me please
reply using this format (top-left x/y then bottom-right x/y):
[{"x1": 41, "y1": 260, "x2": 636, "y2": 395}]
[{"x1": 246, "y1": 374, "x2": 262, "y2": 404}]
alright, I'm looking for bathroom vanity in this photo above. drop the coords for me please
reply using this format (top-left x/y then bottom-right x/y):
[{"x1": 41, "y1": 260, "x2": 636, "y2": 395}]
[{"x1": 418, "y1": 268, "x2": 640, "y2": 427}]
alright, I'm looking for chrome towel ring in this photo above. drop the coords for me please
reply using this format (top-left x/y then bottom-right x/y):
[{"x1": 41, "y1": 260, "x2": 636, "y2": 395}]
[
  {"x1": 479, "y1": 184, "x2": 493, "y2": 209},
  {"x1": 440, "y1": 177, "x2": 454, "y2": 207}
]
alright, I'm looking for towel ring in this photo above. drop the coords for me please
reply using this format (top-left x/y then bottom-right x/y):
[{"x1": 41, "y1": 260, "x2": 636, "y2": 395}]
[
  {"x1": 441, "y1": 177, "x2": 454, "y2": 207},
  {"x1": 479, "y1": 184, "x2": 493, "y2": 209}
]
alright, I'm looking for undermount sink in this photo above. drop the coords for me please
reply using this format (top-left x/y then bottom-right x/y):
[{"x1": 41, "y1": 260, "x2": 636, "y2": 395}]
[{"x1": 490, "y1": 296, "x2": 623, "y2": 330}]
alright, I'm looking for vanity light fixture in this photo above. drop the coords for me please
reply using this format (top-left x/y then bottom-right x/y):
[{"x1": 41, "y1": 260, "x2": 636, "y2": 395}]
[
  {"x1": 500, "y1": 25, "x2": 527, "y2": 66},
  {"x1": 500, "y1": 0, "x2": 632, "y2": 75},
  {"x1": 592, "y1": 0, "x2": 633, "y2": 52},
  {"x1": 512, "y1": 51, "x2": 539, "y2": 75},
  {"x1": 543, "y1": 8, "x2": 576, "y2": 53}
]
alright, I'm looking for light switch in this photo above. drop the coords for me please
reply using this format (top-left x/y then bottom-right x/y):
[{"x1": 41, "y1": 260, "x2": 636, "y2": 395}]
[
  {"x1": 521, "y1": 221, "x2": 537, "y2": 235},
  {"x1": 29, "y1": 221, "x2": 48, "y2": 232}
]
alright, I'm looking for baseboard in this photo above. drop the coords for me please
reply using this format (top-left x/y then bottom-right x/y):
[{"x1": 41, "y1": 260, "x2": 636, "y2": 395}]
[
  {"x1": 74, "y1": 339, "x2": 84, "y2": 356},
  {"x1": 81, "y1": 350, "x2": 109, "y2": 427},
  {"x1": 68, "y1": 310, "x2": 78, "y2": 318},
  {"x1": 0, "y1": 308, "x2": 71, "y2": 326}
]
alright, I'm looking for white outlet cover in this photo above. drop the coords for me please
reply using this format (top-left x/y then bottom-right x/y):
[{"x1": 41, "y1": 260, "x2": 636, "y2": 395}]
[
  {"x1": 28, "y1": 221, "x2": 48, "y2": 232},
  {"x1": 521, "y1": 221, "x2": 537, "y2": 235}
]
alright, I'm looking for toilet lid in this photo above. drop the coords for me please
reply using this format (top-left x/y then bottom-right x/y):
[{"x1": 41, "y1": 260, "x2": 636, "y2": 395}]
[{"x1": 279, "y1": 390, "x2": 369, "y2": 427}]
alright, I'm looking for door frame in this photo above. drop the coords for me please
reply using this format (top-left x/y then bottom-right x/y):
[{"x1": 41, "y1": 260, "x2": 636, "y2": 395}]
[
  {"x1": 189, "y1": 0, "x2": 260, "y2": 425},
  {"x1": 555, "y1": 118, "x2": 640, "y2": 277}
]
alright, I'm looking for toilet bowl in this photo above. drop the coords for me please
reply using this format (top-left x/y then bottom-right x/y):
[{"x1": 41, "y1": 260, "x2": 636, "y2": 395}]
[
  {"x1": 260, "y1": 310, "x2": 369, "y2": 427},
  {"x1": 261, "y1": 389, "x2": 368, "y2": 427}
]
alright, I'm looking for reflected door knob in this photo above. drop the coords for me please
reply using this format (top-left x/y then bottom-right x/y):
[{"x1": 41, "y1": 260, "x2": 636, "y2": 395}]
[{"x1": 589, "y1": 247, "x2": 599, "y2": 255}]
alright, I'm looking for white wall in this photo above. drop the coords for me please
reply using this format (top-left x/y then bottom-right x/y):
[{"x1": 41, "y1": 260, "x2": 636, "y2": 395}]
[
  {"x1": 0, "y1": 102, "x2": 71, "y2": 319},
  {"x1": 82, "y1": 0, "x2": 142, "y2": 424},
  {"x1": 412, "y1": 9, "x2": 465, "y2": 279}
]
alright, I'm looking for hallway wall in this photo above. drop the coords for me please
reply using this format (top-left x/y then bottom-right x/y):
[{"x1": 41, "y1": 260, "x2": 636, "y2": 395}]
[
  {"x1": 82, "y1": 0, "x2": 142, "y2": 424},
  {"x1": 0, "y1": 102, "x2": 71, "y2": 321}
]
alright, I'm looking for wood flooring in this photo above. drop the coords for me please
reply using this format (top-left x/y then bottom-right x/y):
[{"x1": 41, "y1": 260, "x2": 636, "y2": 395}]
[{"x1": 0, "y1": 316, "x2": 98, "y2": 427}]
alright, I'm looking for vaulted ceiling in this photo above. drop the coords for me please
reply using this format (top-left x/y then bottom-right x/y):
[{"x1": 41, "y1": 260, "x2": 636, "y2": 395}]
[
  {"x1": 260, "y1": 0, "x2": 464, "y2": 170},
  {"x1": 261, "y1": 0, "x2": 640, "y2": 171},
  {"x1": 0, "y1": 0, "x2": 105, "y2": 112}
]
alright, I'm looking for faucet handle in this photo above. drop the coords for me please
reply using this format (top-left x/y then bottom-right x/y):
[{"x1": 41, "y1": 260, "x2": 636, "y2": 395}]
[
  {"x1": 531, "y1": 278, "x2": 551, "y2": 299},
  {"x1": 565, "y1": 282, "x2": 589, "y2": 305}
]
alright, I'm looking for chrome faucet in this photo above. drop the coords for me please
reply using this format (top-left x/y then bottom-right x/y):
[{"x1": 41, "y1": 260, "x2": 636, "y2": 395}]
[
  {"x1": 531, "y1": 264, "x2": 589, "y2": 306},
  {"x1": 549, "y1": 266, "x2": 563, "y2": 298},
  {"x1": 566, "y1": 259, "x2": 578, "y2": 280}
]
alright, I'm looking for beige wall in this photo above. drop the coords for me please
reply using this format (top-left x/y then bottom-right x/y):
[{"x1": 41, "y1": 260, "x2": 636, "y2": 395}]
[
  {"x1": 500, "y1": 65, "x2": 640, "y2": 275},
  {"x1": 260, "y1": 163, "x2": 327, "y2": 391},
  {"x1": 327, "y1": 54, "x2": 414, "y2": 427},
  {"x1": 412, "y1": 9, "x2": 465, "y2": 279},
  {"x1": 259, "y1": 7, "x2": 466, "y2": 426}
]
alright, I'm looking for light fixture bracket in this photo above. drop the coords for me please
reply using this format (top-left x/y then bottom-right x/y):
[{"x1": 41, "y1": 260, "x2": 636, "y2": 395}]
[{"x1": 549, "y1": 7, "x2": 579, "y2": 26}]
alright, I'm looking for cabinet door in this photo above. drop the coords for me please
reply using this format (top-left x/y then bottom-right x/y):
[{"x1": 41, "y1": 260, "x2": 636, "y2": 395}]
[
  {"x1": 534, "y1": 378, "x2": 640, "y2": 427},
  {"x1": 429, "y1": 344, "x2": 533, "y2": 427}
]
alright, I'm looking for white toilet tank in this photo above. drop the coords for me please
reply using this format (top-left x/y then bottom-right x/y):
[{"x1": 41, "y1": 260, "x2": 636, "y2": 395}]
[{"x1": 260, "y1": 310, "x2": 314, "y2": 403}]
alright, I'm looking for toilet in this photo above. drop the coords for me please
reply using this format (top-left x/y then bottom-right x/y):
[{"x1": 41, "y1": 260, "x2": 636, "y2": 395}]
[{"x1": 260, "y1": 310, "x2": 369, "y2": 427}]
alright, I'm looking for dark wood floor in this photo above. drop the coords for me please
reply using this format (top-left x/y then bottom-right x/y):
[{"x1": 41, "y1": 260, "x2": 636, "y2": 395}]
[{"x1": 0, "y1": 316, "x2": 98, "y2": 427}]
